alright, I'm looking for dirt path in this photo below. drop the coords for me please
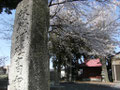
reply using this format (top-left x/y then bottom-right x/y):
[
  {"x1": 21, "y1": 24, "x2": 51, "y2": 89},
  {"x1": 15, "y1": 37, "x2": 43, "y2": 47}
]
[{"x1": 61, "y1": 82, "x2": 120, "y2": 90}]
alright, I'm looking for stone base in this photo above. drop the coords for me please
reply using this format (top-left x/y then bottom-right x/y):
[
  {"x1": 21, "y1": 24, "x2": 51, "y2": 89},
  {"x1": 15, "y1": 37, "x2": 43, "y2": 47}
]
[{"x1": 50, "y1": 85, "x2": 65, "y2": 90}]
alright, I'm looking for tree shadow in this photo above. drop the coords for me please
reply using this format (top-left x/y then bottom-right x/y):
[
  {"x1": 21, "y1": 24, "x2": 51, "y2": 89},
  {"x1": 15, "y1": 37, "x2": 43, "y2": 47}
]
[{"x1": 61, "y1": 82, "x2": 120, "y2": 90}]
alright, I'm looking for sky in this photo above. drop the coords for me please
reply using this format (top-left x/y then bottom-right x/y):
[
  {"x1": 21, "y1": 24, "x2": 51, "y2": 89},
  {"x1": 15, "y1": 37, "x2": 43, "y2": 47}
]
[
  {"x1": 0, "y1": 10, "x2": 15, "y2": 66},
  {"x1": 0, "y1": 1, "x2": 120, "y2": 67}
]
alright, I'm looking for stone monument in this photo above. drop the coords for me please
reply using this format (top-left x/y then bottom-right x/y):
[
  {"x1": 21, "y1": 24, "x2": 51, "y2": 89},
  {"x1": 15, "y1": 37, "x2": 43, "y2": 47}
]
[{"x1": 8, "y1": 0, "x2": 49, "y2": 90}]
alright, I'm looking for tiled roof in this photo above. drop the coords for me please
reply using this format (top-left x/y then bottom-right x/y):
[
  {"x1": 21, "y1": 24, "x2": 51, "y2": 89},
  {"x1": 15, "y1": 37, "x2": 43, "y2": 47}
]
[
  {"x1": 79, "y1": 58, "x2": 102, "y2": 67},
  {"x1": 85, "y1": 58, "x2": 102, "y2": 67}
]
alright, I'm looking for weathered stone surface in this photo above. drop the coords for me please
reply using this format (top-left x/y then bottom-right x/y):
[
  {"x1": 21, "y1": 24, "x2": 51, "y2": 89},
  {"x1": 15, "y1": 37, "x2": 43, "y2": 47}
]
[{"x1": 8, "y1": 0, "x2": 49, "y2": 90}]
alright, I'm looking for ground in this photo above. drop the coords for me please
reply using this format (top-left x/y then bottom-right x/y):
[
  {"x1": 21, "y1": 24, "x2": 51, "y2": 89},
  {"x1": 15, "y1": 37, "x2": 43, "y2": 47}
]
[
  {"x1": 0, "y1": 78, "x2": 120, "y2": 90},
  {"x1": 60, "y1": 82, "x2": 120, "y2": 90}
]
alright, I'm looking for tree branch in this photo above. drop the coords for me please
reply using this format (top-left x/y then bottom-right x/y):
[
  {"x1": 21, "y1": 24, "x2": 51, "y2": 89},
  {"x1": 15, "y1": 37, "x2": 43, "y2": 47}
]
[
  {"x1": 49, "y1": 0, "x2": 87, "y2": 7},
  {"x1": 49, "y1": 0, "x2": 108, "y2": 7}
]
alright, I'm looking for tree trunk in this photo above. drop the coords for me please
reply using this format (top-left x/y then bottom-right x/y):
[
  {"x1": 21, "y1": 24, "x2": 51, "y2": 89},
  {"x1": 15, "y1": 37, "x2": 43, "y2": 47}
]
[
  {"x1": 69, "y1": 59, "x2": 72, "y2": 82},
  {"x1": 66, "y1": 65, "x2": 69, "y2": 82},
  {"x1": 101, "y1": 57, "x2": 110, "y2": 82},
  {"x1": 57, "y1": 60, "x2": 61, "y2": 81}
]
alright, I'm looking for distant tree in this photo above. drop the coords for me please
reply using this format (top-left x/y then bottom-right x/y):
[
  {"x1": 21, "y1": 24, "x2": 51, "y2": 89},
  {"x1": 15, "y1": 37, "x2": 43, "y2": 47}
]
[
  {"x1": 0, "y1": 0, "x2": 112, "y2": 14},
  {"x1": 0, "y1": 0, "x2": 22, "y2": 14},
  {"x1": 49, "y1": 1, "x2": 120, "y2": 82}
]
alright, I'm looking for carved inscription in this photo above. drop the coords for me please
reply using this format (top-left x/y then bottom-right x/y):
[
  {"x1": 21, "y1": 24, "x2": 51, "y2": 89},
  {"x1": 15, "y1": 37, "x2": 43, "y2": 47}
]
[
  {"x1": 10, "y1": 3, "x2": 30, "y2": 90},
  {"x1": 9, "y1": 0, "x2": 49, "y2": 90},
  {"x1": 13, "y1": 4, "x2": 30, "y2": 56}
]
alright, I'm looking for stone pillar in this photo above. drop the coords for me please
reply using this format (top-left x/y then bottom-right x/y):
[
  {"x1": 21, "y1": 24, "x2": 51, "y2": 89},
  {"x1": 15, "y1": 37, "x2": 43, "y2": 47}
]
[
  {"x1": 8, "y1": 0, "x2": 49, "y2": 90},
  {"x1": 114, "y1": 65, "x2": 117, "y2": 82}
]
